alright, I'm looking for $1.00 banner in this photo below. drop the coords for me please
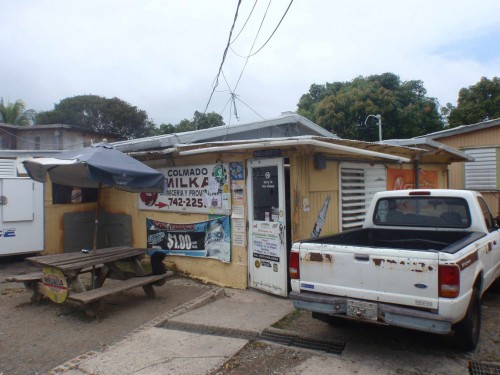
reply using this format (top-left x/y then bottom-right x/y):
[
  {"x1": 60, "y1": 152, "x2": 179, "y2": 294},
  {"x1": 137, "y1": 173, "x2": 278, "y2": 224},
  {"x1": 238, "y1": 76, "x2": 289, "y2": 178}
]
[{"x1": 146, "y1": 216, "x2": 231, "y2": 263}]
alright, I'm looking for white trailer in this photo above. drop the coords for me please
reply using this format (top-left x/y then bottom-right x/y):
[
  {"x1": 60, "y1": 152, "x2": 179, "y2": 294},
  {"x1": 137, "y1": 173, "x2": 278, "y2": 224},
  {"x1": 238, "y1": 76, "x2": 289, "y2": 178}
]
[{"x1": 0, "y1": 158, "x2": 44, "y2": 256}]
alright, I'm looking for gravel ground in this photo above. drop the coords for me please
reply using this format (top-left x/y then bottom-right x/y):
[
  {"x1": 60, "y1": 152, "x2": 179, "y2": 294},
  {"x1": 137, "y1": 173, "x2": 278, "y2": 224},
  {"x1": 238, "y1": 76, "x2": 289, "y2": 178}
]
[
  {"x1": 0, "y1": 255, "x2": 214, "y2": 375},
  {"x1": 1, "y1": 255, "x2": 499, "y2": 375}
]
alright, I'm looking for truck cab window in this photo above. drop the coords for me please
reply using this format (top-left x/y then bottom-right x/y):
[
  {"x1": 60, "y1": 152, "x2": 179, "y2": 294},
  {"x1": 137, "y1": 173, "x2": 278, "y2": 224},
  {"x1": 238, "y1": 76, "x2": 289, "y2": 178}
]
[
  {"x1": 477, "y1": 197, "x2": 495, "y2": 230},
  {"x1": 374, "y1": 197, "x2": 470, "y2": 227}
]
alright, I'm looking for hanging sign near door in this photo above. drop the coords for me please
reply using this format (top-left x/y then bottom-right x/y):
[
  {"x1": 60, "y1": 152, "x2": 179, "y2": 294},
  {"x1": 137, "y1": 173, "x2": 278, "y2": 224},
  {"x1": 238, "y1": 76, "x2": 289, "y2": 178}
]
[
  {"x1": 251, "y1": 222, "x2": 281, "y2": 262},
  {"x1": 139, "y1": 163, "x2": 231, "y2": 214}
]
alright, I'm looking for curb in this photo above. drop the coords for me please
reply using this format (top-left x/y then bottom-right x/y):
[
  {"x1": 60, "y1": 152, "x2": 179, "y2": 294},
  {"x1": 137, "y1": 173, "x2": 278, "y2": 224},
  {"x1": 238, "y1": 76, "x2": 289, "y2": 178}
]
[{"x1": 47, "y1": 281, "x2": 225, "y2": 374}]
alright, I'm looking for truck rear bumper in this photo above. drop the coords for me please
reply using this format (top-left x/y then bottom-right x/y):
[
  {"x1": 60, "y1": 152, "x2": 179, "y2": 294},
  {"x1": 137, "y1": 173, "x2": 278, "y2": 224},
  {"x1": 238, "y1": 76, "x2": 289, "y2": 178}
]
[{"x1": 289, "y1": 291, "x2": 453, "y2": 335}]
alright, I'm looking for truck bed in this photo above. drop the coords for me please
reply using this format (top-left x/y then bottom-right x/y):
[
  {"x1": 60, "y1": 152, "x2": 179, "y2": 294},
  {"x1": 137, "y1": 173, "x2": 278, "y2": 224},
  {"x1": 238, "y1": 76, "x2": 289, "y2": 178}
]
[{"x1": 300, "y1": 228, "x2": 485, "y2": 254}]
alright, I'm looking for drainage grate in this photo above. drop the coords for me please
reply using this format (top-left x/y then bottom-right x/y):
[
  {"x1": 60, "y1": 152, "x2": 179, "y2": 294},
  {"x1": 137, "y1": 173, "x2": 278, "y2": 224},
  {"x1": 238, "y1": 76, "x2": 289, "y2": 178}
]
[
  {"x1": 259, "y1": 328, "x2": 346, "y2": 354},
  {"x1": 159, "y1": 321, "x2": 258, "y2": 341},
  {"x1": 259, "y1": 329, "x2": 297, "y2": 345},
  {"x1": 469, "y1": 361, "x2": 500, "y2": 375},
  {"x1": 158, "y1": 322, "x2": 345, "y2": 355}
]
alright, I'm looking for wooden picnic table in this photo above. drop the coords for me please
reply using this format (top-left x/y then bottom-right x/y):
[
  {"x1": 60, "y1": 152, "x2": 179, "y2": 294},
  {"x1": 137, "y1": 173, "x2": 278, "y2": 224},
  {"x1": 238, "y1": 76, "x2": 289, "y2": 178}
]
[{"x1": 18, "y1": 246, "x2": 170, "y2": 315}]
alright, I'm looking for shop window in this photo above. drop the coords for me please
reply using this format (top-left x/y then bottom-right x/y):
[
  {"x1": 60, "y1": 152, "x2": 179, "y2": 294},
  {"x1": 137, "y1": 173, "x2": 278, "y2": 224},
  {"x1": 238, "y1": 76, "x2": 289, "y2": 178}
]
[{"x1": 52, "y1": 183, "x2": 98, "y2": 204}]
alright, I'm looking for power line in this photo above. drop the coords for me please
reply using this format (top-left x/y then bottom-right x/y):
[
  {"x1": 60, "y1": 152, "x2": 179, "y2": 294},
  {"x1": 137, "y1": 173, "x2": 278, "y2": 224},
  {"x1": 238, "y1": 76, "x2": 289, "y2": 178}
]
[
  {"x1": 205, "y1": 0, "x2": 294, "y2": 127},
  {"x1": 233, "y1": 0, "x2": 272, "y2": 93},
  {"x1": 231, "y1": 93, "x2": 239, "y2": 121},
  {"x1": 225, "y1": 0, "x2": 293, "y2": 123},
  {"x1": 221, "y1": 70, "x2": 234, "y2": 93},
  {"x1": 219, "y1": 97, "x2": 232, "y2": 116},
  {"x1": 235, "y1": 0, "x2": 294, "y2": 59},
  {"x1": 203, "y1": 0, "x2": 242, "y2": 116},
  {"x1": 234, "y1": 96, "x2": 265, "y2": 120},
  {"x1": 230, "y1": 0, "x2": 258, "y2": 46},
  {"x1": 220, "y1": 0, "x2": 271, "y2": 124}
]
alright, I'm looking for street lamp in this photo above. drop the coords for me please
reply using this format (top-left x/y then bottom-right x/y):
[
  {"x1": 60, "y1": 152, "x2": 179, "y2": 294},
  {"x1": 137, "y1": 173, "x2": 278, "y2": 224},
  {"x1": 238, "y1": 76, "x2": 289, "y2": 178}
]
[{"x1": 365, "y1": 114, "x2": 382, "y2": 142}]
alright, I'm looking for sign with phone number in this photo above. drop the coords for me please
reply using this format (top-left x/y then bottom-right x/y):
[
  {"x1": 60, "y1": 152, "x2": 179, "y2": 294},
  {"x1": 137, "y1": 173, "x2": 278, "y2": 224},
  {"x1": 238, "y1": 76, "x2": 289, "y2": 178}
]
[
  {"x1": 138, "y1": 163, "x2": 231, "y2": 214},
  {"x1": 167, "y1": 197, "x2": 204, "y2": 208}
]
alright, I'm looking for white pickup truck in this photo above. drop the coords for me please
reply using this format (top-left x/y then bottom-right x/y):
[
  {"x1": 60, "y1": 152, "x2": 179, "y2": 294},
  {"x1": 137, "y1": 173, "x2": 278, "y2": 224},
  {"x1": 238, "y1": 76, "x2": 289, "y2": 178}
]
[{"x1": 289, "y1": 189, "x2": 500, "y2": 350}]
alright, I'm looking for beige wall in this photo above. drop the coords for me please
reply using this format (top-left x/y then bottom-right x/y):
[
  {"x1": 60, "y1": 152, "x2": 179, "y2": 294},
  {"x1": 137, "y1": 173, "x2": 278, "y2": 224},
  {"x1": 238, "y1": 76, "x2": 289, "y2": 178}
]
[
  {"x1": 289, "y1": 153, "x2": 339, "y2": 241},
  {"x1": 41, "y1": 148, "x2": 451, "y2": 288},
  {"x1": 43, "y1": 179, "x2": 98, "y2": 255}
]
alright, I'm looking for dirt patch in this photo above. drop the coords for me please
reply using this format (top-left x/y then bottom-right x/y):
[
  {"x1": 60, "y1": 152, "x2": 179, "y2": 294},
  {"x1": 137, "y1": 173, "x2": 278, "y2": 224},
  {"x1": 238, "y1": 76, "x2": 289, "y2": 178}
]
[
  {"x1": 212, "y1": 286, "x2": 500, "y2": 375},
  {"x1": 0, "y1": 256, "x2": 215, "y2": 375},
  {"x1": 211, "y1": 341, "x2": 312, "y2": 375}
]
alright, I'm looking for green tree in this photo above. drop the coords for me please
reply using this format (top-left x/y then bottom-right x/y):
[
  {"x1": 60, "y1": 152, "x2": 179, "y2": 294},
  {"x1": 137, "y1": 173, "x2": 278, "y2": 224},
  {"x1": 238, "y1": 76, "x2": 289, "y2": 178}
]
[
  {"x1": 297, "y1": 73, "x2": 444, "y2": 141},
  {"x1": 154, "y1": 111, "x2": 225, "y2": 135},
  {"x1": 447, "y1": 77, "x2": 500, "y2": 126},
  {"x1": 153, "y1": 123, "x2": 176, "y2": 135},
  {"x1": 0, "y1": 98, "x2": 36, "y2": 125},
  {"x1": 36, "y1": 95, "x2": 156, "y2": 139}
]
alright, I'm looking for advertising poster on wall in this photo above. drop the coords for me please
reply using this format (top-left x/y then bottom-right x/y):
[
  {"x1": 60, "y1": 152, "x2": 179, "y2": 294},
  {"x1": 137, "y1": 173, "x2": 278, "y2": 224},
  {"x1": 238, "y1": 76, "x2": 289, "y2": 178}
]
[
  {"x1": 387, "y1": 169, "x2": 438, "y2": 190},
  {"x1": 138, "y1": 163, "x2": 231, "y2": 214},
  {"x1": 229, "y1": 162, "x2": 244, "y2": 180},
  {"x1": 146, "y1": 216, "x2": 231, "y2": 263}
]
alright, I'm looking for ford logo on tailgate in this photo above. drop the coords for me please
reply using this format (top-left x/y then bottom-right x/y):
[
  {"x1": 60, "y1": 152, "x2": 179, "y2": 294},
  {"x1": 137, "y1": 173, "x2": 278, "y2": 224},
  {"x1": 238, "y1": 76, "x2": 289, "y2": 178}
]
[{"x1": 414, "y1": 283, "x2": 428, "y2": 289}]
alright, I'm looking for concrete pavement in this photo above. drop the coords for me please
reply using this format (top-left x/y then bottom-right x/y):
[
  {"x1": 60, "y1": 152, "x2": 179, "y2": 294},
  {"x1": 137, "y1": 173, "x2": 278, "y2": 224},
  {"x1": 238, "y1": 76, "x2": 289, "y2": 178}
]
[
  {"x1": 49, "y1": 288, "x2": 296, "y2": 375},
  {"x1": 46, "y1": 285, "x2": 473, "y2": 375}
]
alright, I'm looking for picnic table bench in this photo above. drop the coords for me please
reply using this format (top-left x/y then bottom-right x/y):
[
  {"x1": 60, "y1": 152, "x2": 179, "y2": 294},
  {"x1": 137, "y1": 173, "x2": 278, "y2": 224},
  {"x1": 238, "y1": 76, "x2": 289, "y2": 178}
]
[{"x1": 10, "y1": 247, "x2": 171, "y2": 315}]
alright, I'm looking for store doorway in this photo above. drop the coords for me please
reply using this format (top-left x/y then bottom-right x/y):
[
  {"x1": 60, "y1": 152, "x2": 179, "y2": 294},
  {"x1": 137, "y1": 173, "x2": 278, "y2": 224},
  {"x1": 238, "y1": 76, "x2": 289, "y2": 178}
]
[{"x1": 247, "y1": 158, "x2": 290, "y2": 296}]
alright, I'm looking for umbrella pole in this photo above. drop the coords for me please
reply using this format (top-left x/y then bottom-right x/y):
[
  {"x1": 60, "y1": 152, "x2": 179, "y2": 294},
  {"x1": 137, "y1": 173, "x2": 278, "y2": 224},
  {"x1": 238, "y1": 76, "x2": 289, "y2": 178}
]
[
  {"x1": 93, "y1": 183, "x2": 102, "y2": 253},
  {"x1": 91, "y1": 183, "x2": 102, "y2": 289}
]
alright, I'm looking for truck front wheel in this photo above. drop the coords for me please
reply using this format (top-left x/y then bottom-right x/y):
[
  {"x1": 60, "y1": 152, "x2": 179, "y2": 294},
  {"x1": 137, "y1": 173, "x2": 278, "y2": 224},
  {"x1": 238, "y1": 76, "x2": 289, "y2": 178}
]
[{"x1": 455, "y1": 288, "x2": 481, "y2": 351}]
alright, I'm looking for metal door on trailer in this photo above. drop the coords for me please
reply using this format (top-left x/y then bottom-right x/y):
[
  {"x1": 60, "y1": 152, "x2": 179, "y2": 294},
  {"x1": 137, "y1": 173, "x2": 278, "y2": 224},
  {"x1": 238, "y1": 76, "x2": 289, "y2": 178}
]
[{"x1": 0, "y1": 178, "x2": 44, "y2": 255}]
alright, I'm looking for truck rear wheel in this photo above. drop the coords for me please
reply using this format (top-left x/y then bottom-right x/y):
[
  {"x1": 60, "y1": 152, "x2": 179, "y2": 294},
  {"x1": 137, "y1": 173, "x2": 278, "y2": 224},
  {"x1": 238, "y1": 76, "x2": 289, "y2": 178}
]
[{"x1": 455, "y1": 288, "x2": 481, "y2": 351}]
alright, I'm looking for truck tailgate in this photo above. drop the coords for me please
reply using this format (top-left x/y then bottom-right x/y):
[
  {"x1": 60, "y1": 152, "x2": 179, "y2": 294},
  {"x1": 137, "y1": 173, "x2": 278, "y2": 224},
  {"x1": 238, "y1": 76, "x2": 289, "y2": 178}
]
[{"x1": 297, "y1": 244, "x2": 439, "y2": 310}]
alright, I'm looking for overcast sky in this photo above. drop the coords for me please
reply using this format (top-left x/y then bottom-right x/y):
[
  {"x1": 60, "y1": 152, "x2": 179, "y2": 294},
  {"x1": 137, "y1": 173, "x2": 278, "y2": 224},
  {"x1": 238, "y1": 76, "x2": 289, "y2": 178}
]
[{"x1": 1, "y1": 0, "x2": 499, "y2": 127}]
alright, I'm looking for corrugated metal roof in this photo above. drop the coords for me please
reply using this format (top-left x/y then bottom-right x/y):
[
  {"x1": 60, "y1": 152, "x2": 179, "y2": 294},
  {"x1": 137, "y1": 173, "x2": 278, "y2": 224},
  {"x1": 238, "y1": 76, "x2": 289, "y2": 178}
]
[
  {"x1": 175, "y1": 136, "x2": 411, "y2": 162},
  {"x1": 0, "y1": 150, "x2": 62, "y2": 158},
  {"x1": 384, "y1": 138, "x2": 474, "y2": 162},
  {"x1": 0, "y1": 122, "x2": 116, "y2": 136},
  {"x1": 112, "y1": 114, "x2": 337, "y2": 153},
  {"x1": 126, "y1": 135, "x2": 468, "y2": 165},
  {"x1": 414, "y1": 118, "x2": 500, "y2": 140}
]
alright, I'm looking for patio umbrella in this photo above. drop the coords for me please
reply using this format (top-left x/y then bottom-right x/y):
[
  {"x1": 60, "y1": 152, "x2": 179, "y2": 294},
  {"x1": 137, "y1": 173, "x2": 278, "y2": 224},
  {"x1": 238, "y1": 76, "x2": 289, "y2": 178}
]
[{"x1": 22, "y1": 142, "x2": 165, "y2": 252}]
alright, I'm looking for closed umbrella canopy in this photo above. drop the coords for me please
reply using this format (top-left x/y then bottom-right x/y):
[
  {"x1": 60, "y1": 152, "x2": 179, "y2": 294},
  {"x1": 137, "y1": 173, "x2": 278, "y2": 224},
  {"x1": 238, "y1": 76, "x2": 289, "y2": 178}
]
[{"x1": 22, "y1": 143, "x2": 164, "y2": 193}]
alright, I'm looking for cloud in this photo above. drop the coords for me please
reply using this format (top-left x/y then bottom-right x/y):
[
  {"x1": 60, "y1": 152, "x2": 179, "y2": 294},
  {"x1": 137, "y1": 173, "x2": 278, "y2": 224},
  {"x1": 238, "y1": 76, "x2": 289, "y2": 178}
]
[{"x1": 1, "y1": 0, "x2": 499, "y2": 126}]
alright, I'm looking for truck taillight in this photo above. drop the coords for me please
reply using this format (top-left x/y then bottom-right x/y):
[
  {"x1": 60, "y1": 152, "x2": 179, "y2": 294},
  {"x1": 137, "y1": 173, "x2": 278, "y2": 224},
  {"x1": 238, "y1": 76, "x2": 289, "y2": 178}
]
[
  {"x1": 438, "y1": 265, "x2": 460, "y2": 298},
  {"x1": 289, "y1": 251, "x2": 300, "y2": 279}
]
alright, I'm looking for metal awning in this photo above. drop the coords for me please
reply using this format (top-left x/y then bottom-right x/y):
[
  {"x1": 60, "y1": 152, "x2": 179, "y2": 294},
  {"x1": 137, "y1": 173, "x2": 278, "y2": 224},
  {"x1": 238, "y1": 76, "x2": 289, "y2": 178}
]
[{"x1": 177, "y1": 137, "x2": 411, "y2": 163}]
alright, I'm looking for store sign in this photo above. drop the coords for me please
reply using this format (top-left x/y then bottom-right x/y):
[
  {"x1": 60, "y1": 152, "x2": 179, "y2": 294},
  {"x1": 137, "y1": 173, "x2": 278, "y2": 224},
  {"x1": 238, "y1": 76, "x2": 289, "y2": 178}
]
[
  {"x1": 138, "y1": 163, "x2": 231, "y2": 214},
  {"x1": 146, "y1": 216, "x2": 231, "y2": 263},
  {"x1": 253, "y1": 149, "x2": 281, "y2": 158}
]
